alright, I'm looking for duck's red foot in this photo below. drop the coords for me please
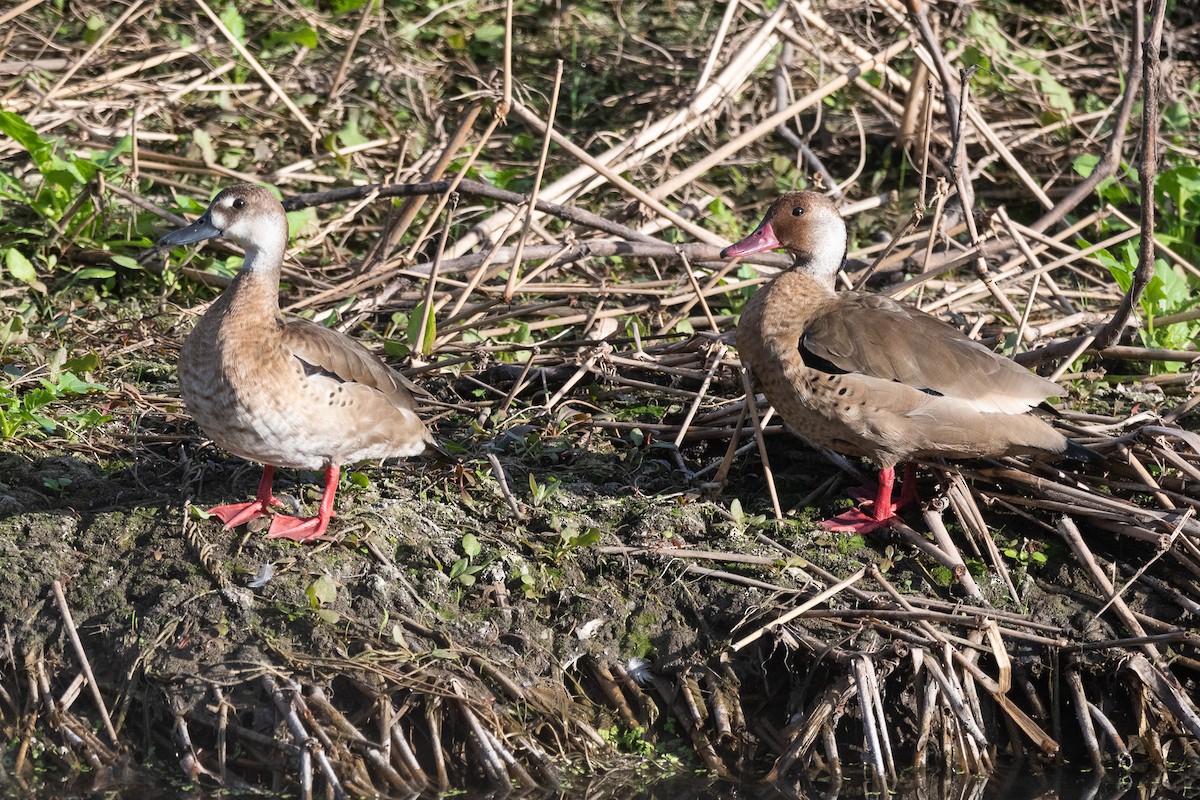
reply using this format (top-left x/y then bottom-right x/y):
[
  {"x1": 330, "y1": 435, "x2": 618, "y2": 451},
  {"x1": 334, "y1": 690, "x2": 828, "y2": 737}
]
[
  {"x1": 208, "y1": 499, "x2": 278, "y2": 529},
  {"x1": 265, "y1": 514, "x2": 332, "y2": 542},
  {"x1": 263, "y1": 464, "x2": 340, "y2": 543},
  {"x1": 822, "y1": 464, "x2": 918, "y2": 534},
  {"x1": 204, "y1": 465, "x2": 341, "y2": 544},
  {"x1": 207, "y1": 466, "x2": 283, "y2": 529},
  {"x1": 820, "y1": 506, "x2": 898, "y2": 534}
]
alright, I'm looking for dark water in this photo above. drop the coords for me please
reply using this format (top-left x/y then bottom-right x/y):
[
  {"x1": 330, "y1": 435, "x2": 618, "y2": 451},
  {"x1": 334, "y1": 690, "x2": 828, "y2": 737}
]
[
  {"x1": 11, "y1": 764, "x2": 1199, "y2": 800},
  {"x1": 626, "y1": 767, "x2": 1199, "y2": 800}
]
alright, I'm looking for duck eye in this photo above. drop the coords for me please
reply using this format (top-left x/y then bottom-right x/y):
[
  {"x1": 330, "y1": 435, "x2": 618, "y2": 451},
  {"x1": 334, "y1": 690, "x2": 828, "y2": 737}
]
[
  {"x1": 792, "y1": 206, "x2": 804, "y2": 216},
  {"x1": 232, "y1": 198, "x2": 246, "y2": 209}
]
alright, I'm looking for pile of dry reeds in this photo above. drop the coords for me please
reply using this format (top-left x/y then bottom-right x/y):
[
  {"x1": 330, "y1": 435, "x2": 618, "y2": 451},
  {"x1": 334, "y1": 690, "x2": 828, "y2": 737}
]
[{"x1": 2, "y1": 0, "x2": 1198, "y2": 795}]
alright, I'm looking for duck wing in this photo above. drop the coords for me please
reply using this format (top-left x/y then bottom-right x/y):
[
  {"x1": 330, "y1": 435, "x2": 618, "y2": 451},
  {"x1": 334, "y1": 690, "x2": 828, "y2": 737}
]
[
  {"x1": 281, "y1": 319, "x2": 420, "y2": 412},
  {"x1": 801, "y1": 292, "x2": 1063, "y2": 414}
]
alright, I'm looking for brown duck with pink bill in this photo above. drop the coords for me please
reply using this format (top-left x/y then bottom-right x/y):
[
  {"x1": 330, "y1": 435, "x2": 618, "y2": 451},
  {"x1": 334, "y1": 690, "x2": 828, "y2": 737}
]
[
  {"x1": 723, "y1": 191, "x2": 1091, "y2": 533},
  {"x1": 161, "y1": 184, "x2": 433, "y2": 542}
]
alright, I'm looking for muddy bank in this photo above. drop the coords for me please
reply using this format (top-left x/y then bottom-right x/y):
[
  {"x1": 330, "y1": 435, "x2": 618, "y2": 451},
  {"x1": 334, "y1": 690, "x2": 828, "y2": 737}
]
[{"x1": 3, "y1": 376, "x2": 1199, "y2": 797}]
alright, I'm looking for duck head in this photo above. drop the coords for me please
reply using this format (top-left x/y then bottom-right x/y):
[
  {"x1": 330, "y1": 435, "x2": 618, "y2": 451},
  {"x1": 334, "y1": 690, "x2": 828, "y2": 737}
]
[
  {"x1": 721, "y1": 191, "x2": 847, "y2": 287},
  {"x1": 160, "y1": 184, "x2": 288, "y2": 272}
]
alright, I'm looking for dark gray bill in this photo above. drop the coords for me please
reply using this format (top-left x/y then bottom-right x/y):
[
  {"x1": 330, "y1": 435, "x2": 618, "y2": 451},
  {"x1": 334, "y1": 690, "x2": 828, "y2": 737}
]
[{"x1": 159, "y1": 212, "x2": 221, "y2": 247}]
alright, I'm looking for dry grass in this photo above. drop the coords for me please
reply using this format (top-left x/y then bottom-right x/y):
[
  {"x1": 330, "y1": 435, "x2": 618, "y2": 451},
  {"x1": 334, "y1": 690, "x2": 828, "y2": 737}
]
[{"x1": 2, "y1": 0, "x2": 1199, "y2": 794}]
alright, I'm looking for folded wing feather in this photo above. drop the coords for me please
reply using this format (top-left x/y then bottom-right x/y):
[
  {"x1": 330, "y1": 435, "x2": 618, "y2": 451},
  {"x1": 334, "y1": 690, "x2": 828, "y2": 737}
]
[
  {"x1": 801, "y1": 293, "x2": 1063, "y2": 415},
  {"x1": 282, "y1": 319, "x2": 419, "y2": 412}
]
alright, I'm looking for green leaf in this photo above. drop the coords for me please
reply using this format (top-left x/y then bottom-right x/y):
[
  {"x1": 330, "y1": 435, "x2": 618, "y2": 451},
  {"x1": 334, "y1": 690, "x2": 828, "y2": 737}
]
[
  {"x1": 461, "y1": 533, "x2": 481, "y2": 558},
  {"x1": 64, "y1": 353, "x2": 101, "y2": 374},
  {"x1": 68, "y1": 408, "x2": 112, "y2": 428},
  {"x1": 45, "y1": 372, "x2": 105, "y2": 394},
  {"x1": 0, "y1": 315, "x2": 25, "y2": 347},
  {"x1": 336, "y1": 113, "x2": 369, "y2": 148},
  {"x1": 58, "y1": 155, "x2": 98, "y2": 186},
  {"x1": 315, "y1": 608, "x2": 340, "y2": 624},
  {"x1": 110, "y1": 255, "x2": 142, "y2": 270},
  {"x1": 192, "y1": 128, "x2": 217, "y2": 165},
  {"x1": 24, "y1": 387, "x2": 56, "y2": 412},
  {"x1": 1143, "y1": 259, "x2": 1190, "y2": 317},
  {"x1": 4, "y1": 248, "x2": 38, "y2": 285},
  {"x1": 1163, "y1": 101, "x2": 1190, "y2": 130},
  {"x1": 569, "y1": 528, "x2": 601, "y2": 548},
  {"x1": 473, "y1": 24, "x2": 505, "y2": 43},
  {"x1": 348, "y1": 471, "x2": 370, "y2": 488},
  {"x1": 1036, "y1": 71, "x2": 1074, "y2": 116},
  {"x1": 266, "y1": 26, "x2": 319, "y2": 50},
  {"x1": 219, "y1": 3, "x2": 245, "y2": 42},
  {"x1": 1072, "y1": 154, "x2": 1099, "y2": 179},
  {"x1": 286, "y1": 206, "x2": 318, "y2": 239},
  {"x1": 76, "y1": 267, "x2": 115, "y2": 280},
  {"x1": 94, "y1": 135, "x2": 133, "y2": 168},
  {"x1": 1156, "y1": 165, "x2": 1200, "y2": 216},
  {"x1": 960, "y1": 45, "x2": 992, "y2": 75},
  {"x1": 1093, "y1": 245, "x2": 1132, "y2": 292},
  {"x1": 83, "y1": 15, "x2": 105, "y2": 44},
  {"x1": 964, "y1": 10, "x2": 1007, "y2": 54},
  {"x1": 406, "y1": 300, "x2": 436, "y2": 356},
  {"x1": 0, "y1": 111, "x2": 55, "y2": 174},
  {"x1": 306, "y1": 574, "x2": 337, "y2": 608}
]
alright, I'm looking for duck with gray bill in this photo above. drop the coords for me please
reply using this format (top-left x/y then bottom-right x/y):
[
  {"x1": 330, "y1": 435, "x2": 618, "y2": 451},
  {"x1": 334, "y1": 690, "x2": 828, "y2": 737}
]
[{"x1": 160, "y1": 184, "x2": 433, "y2": 542}]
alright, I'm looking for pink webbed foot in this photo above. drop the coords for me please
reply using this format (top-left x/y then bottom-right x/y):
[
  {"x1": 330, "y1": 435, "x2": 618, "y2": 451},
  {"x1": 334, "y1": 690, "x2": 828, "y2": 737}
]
[
  {"x1": 208, "y1": 500, "x2": 278, "y2": 529},
  {"x1": 207, "y1": 466, "x2": 283, "y2": 530},
  {"x1": 821, "y1": 505, "x2": 898, "y2": 533},
  {"x1": 265, "y1": 514, "x2": 332, "y2": 542},
  {"x1": 820, "y1": 464, "x2": 919, "y2": 534},
  {"x1": 264, "y1": 464, "x2": 341, "y2": 543}
]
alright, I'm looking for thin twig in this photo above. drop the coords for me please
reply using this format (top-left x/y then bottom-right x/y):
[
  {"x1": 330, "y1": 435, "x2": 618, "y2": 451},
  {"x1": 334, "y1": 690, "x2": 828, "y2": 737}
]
[{"x1": 51, "y1": 581, "x2": 119, "y2": 746}]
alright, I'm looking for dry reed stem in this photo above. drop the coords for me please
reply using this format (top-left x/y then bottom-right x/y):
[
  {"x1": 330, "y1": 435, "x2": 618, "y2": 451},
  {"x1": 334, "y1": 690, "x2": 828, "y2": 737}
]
[
  {"x1": 193, "y1": 0, "x2": 316, "y2": 135},
  {"x1": 370, "y1": 101, "x2": 484, "y2": 267},
  {"x1": 729, "y1": 567, "x2": 866, "y2": 652},
  {"x1": 1093, "y1": 0, "x2": 1168, "y2": 351},
  {"x1": 446, "y1": 10, "x2": 792, "y2": 257},
  {"x1": 50, "y1": 581, "x2": 119, "y2": 746}
]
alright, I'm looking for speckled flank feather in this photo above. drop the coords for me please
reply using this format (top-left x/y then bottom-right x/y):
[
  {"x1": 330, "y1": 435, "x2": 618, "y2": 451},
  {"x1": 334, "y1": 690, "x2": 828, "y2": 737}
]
[
  {"x1": 725, "y1": 191, "x2": 1084, "y2": 531},
  {"x1": 165, "y1": 184, "x2": 431, "y2": 540}
]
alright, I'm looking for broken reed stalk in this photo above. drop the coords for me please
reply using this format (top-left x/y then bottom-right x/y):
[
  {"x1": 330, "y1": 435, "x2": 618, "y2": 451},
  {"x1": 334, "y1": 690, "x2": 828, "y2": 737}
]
[
  {"x1": 50, "y1": 581, "x2": 119, "y2": 746},
  {"x1": 369, "y1": 100, "x2": 484, "y2": 268},
  {"x1": 728, "y1": 568, "x2": 866, "y2": 652},
  {"x1": 262, "y1": 676, "x2": 347, "y2": 800}
]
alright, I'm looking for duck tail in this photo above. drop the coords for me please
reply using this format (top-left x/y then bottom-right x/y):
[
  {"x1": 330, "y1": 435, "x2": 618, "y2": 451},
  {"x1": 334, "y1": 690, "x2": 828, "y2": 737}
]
[{"x1": 1063, "y1": 439, "x2": 1101, "y2": 463}]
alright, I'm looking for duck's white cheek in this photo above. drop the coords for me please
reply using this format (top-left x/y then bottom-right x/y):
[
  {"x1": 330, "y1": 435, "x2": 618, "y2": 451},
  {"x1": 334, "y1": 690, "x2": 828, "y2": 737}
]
[{"x1": 228, "y1": 220, "x2": 258, "y2": 241}]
